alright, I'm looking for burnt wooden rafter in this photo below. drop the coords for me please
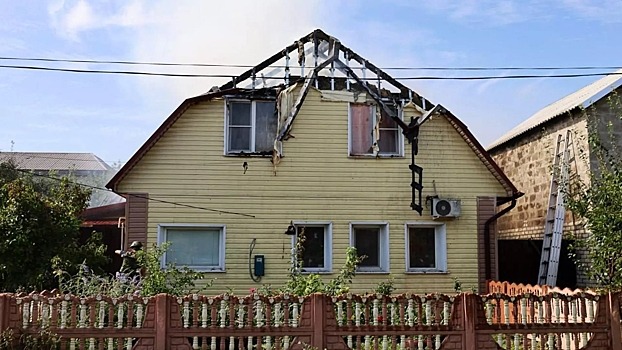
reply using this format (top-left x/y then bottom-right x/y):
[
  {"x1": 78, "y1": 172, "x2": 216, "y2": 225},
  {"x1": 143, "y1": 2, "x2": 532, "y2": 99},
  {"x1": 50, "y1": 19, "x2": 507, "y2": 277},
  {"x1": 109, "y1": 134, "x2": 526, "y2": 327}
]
[
  {"x1": 219, "y1": 34, "x2": 314, "y2": 91},
  {"x1": 336, "y1": 62, "x2": 409, "y2": 132},
  {"x1": 277, "y1": 41, "x2": 341, "y2": 141}
]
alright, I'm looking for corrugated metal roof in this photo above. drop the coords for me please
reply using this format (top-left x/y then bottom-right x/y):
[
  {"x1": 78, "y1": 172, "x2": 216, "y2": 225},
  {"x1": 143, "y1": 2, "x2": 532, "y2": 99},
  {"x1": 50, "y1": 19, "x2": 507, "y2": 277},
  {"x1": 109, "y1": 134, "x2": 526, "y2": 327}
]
[
  {"x1": 488, "y1": 70, "x2": 622, "y2": 150},
  {"x1": 0, "y1": 152, "x2": 113, "y2": 171}
]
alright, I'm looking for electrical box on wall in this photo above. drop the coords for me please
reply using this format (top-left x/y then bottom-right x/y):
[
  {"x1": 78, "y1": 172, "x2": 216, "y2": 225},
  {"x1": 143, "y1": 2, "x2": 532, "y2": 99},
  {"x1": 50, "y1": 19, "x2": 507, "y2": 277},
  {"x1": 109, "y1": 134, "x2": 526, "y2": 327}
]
[{"x1": 253, "y1": 255, "x2": 265, "y2": 277}]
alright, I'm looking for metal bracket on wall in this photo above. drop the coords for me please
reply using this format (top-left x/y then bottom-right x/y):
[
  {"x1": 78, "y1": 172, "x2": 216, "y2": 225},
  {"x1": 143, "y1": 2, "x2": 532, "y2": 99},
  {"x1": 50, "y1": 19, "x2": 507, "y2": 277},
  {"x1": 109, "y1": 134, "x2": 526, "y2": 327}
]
[{"x1": 407, "y1": 117, "x2": 423, "y2": 214}]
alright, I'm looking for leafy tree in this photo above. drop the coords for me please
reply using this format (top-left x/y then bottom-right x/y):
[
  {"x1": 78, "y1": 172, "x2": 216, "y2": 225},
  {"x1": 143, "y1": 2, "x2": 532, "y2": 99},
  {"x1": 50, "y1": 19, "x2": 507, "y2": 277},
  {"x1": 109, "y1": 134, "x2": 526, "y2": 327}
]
[
  {"x1": 565, "y1": 92, "x2": 622, "y2": 290},
  {"x1": 0, "y1": 161, "x2": 108, "y2": 291}
]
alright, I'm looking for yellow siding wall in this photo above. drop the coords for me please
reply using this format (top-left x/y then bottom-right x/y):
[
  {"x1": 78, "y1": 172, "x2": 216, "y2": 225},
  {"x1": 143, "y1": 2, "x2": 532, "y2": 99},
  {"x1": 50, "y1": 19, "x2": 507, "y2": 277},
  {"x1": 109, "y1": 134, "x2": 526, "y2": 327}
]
[{"x1": 118, "y1": 88, "x2": 507, "y2": 295}]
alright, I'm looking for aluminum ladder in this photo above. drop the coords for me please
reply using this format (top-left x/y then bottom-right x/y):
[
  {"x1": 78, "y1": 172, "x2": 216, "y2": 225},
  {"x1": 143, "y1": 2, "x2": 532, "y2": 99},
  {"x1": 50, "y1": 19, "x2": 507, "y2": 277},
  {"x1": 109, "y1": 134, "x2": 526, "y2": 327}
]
[{"x1": 537, "y1": 130, "x2": 574, "y2": 286}]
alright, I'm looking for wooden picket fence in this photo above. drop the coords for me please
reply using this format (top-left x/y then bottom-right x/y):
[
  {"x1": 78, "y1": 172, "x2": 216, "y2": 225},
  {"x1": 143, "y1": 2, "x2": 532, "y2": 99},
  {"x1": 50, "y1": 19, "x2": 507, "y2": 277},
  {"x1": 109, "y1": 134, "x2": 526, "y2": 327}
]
[
  {"x1": 0, "y1": 288, "x2": 621, "y2": 349},
  {"x1": 486, "y1": 280, "x2": 597, "y2": 296}
]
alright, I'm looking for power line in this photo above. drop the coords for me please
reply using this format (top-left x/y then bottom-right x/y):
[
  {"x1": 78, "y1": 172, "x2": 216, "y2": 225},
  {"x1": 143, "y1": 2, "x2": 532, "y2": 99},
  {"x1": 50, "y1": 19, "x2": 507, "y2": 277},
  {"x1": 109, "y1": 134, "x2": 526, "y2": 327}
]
[
  {"x1": 1, "y1": 56, "x2": 622, "y2": 71},
  {"x1": 1, "y1": 155, "x2": 120, "y2": 165},
  {"x1": 0, "y1": 154, "x2": 126, "y2": 165},
  {"x1": 1, "y1": 63, "x2": 622, "y2": 80},
  {"x1": 0, "y1": 64, "x2": 237, "y2": 78},
  {"x1": 10, "y1": 168, "x2": 256, "y2": 218}
]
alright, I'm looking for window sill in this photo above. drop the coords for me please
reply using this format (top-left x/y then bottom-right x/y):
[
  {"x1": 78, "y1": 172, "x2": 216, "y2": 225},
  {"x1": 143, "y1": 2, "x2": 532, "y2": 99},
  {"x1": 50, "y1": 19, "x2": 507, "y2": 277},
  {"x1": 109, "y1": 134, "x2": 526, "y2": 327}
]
[
  {"x1": 300, "y1": 270, "x2": 333, "y2": 275},
  {"x1": 193, "y1": 269, "x2": 226, "y2": 273},
  {"x1": 224, "y1": 152, "x2": 273, "y2": 158},
  {"x1": 404, "y1": 270, "x2": 448, "y2": 275},
  {"x1": 348, "y1": 154, "x2": 404, "y2": 159},
  {"x1": 356, "y1": 270, "x2": 391, "y2": 275}
]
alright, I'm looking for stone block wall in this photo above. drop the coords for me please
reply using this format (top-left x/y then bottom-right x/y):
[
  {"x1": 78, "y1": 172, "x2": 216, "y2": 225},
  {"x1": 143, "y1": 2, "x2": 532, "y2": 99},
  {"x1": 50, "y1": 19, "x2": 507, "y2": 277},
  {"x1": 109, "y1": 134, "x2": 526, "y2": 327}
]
[
  {"x1": 489, "y1": 111, "x2": 592, "y2": 286},
  {"x1": 490, "y1": 114, "x2": 590, "y2": 240}
]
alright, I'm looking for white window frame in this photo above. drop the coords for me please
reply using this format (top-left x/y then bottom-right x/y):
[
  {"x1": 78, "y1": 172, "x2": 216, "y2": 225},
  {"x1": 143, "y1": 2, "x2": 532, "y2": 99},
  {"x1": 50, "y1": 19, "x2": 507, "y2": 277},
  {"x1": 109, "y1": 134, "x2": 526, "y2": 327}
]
[
  {"x1": 404, "y1": 222, "x2": 447, "y2": 273},
  {"x1": 291, "y1": 221, "x2": 333, "y2": 273},
  {"x1": 349, "y1": 221, "x2": 390, "y2": 273},
  {"x1": 157, "y1": 223, "x2": 226, "y2": 272},
  {"x1": 224, "y1": 99, "x2": 276, "y2": 155},
  {"x1": 347, "y1": 103, "x2": 404, "y2": 157}
]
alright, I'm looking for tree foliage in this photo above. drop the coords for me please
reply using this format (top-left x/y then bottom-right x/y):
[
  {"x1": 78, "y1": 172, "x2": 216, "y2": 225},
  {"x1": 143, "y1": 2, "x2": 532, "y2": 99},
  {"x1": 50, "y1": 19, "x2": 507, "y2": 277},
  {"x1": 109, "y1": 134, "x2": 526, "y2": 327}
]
[
  {"x1": 0, "y1": 161, "x2": 107, "y2": 291},
  {"x1": 565, "y1": 92, "x2": 622, "y2": 290}
]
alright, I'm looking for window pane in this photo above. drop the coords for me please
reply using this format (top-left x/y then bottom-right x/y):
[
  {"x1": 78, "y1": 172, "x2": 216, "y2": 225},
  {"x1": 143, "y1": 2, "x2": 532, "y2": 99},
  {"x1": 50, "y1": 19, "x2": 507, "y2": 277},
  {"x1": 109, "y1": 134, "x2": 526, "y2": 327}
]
[
  {"x1": 378, "y1": 129, "x2": 398, "y2": 154},
  {"x1": 409, "y1": 227, "x2": 436, "y2": 268},
  {"x1": 166, "y1": 229, "x2": 220, "y2": 267},
  {"x1": 379, "y1": 113, "x2": 398, "y2": 128},
  {"x1": 255, "y1": 101, "x2": 277, "y2": 152},
  {"x1": 297, "y1": 226, "x2": 325, "y2": 268},
  {"x1": 354, "y1": 227, "x2": 380, "y2": 267},
  {"x1": 350, "y1": 104, "x2": 373, "y2": 155},
  {"x1": 228, "y1": 126, "x2": 252, "y2": 151},
  {"x1": 230, "y1": 102, "x2": 251, "y2": 125}
]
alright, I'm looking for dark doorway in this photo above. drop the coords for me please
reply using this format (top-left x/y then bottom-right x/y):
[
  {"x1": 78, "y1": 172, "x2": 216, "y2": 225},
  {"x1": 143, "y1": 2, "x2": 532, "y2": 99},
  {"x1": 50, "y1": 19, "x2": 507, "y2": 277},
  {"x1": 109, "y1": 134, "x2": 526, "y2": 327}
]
[{"x1": 498, "y1": 239, "x2": 577, "y2": 289}]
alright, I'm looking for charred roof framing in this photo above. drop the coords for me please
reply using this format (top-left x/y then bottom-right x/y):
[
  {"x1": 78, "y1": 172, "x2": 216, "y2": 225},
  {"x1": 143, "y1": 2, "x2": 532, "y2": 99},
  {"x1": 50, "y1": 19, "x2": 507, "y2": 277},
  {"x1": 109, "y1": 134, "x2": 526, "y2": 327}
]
[{"x1": 218, "y1": 29, "x2": 438, "y2": 214}]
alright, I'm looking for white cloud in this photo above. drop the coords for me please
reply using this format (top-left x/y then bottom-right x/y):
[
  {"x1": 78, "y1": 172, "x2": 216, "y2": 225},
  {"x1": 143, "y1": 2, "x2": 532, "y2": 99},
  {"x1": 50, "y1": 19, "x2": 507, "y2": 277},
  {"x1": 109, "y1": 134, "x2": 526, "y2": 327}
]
[
  {"x1": 560, "y1": 0, "x2": 622, "y2": 22},
  {"x1": 48, "y1": 0, "x2": 151, "y2": 40},
  {"x1": 413, "y1": 0, "x2": 622, "y2": 25},
  {"x1": 122, "y1": 1, "x2": 331, "y2": 110},
  {"x1": 415, "y1": 0, "x2": 543, "y2": 25}
]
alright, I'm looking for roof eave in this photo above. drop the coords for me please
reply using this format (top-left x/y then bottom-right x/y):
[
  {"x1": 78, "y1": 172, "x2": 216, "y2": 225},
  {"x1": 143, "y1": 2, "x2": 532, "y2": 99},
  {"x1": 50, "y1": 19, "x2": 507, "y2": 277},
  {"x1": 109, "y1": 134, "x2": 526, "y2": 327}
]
[{"x1": 441, "y1": 109, "x2": 519, "y2": 196}]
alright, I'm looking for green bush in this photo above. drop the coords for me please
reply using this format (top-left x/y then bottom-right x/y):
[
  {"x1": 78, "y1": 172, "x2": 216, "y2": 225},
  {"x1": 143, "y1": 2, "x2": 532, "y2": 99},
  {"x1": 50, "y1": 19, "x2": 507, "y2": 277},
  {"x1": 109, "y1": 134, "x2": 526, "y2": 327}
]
[{"x1": 56, "y1": 242, "x2": 211, "y2": 297}]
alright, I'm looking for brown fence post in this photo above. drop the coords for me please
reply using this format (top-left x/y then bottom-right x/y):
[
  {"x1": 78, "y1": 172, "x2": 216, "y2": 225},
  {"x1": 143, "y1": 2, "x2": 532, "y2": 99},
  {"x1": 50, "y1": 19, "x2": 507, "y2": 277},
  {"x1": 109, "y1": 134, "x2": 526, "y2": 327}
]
[
  {"x1": 609, "y1": 292, "x2": 622, "y2": 350},
  {"x1": 0, "y1": 294, "x2": 7, "y2": 332},
  {"x1": 154, "y1": 293, "x2": 169, "y2": 350},
  {"x1": 309, "y1": 293, "x2": 326, "y2": 349},
  {"x1": 462, "y1": 294, "x2": 477, "y2": 350}
]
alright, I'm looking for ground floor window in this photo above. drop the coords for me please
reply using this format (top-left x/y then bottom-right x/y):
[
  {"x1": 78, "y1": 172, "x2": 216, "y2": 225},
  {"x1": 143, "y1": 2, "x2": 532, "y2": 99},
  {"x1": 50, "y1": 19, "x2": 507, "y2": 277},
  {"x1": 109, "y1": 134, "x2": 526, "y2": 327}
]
[
  {"x1": 349, "y1": 222, "x2": 390, "y2": 272},
  {"x1": 405, "y1": 223, "x2": 446, "y2": 272},
  {"x1": 293, "y1": 222, "x2": 332, "y2": 272},
  {"x1": 157, "y1": 224, "x2": 226, "y2": 272}
]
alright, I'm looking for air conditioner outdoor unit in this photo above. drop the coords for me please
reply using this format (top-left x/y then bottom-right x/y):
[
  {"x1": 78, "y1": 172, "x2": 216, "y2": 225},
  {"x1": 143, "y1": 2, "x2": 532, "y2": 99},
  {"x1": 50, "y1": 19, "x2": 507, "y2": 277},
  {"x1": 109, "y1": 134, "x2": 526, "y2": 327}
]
[{"x1": 432, "y1": 198, "x2": 461, "y2": 219}]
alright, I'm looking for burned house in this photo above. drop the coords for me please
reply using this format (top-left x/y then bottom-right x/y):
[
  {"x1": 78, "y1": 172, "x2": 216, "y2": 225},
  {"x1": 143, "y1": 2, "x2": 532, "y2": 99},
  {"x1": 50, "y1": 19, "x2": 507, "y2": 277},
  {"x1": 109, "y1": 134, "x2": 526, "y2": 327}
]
[{"x1": 107, "y1": 29, "x2": 519, "y2": 294}]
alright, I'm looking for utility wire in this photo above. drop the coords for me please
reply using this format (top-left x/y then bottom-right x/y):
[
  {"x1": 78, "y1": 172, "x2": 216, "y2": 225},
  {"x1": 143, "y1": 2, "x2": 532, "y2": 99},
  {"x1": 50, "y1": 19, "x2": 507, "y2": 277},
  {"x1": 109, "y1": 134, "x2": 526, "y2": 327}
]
[
  {"x1": 1, "y1": 56, "x2": 622, "y2": 71},
  {"x1": 0, "y1": 154, "x2": 126, "y2": 165},
  {"x1": 1, "y1": 63, "x2": 622, "y2": 80},
  {"x1": 11, "y1": 168, "x2": 256, "y2": 218},
  {"x1": 0, "y1": 64, "x2": 237, "y2": 78}
]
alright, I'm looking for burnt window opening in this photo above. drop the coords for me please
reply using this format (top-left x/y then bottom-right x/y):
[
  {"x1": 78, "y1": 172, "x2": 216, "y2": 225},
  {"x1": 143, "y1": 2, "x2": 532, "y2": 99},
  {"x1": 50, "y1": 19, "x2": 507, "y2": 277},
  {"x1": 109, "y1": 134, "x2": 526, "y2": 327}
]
[
  {"x1": 349, "y1": 103, "x2": 402, "y2": 157},
  {"x1": 226, "y1": 100, "x2": 277, "y2": 154}
]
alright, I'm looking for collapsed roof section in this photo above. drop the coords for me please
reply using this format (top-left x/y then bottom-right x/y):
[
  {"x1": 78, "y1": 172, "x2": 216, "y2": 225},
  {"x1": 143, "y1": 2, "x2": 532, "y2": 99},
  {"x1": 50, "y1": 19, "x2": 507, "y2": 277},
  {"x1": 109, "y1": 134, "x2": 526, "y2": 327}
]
[
  {"x1": 219, "y1": 29, "x2": 429, "y2": 106},
  {"x1": 215, "y1": 29, "x2": 435, "y2": 141}
]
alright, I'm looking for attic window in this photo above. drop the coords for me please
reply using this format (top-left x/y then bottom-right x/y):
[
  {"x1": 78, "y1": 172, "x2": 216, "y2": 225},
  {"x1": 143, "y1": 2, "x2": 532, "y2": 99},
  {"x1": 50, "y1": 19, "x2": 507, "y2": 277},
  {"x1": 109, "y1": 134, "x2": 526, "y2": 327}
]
[
  {"x1": 349, "y1": 103, "x2": 403, "y2": 157},
  {"x1": 226, "y1": 100, "x2": 277, "y2": 154}
]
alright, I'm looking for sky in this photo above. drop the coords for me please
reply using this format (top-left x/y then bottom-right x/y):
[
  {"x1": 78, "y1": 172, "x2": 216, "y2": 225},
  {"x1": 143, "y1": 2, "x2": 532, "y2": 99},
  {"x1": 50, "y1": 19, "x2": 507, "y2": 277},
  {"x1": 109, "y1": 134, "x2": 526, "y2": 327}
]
[{"x1": 1, "y1": 0, "x2": 622, "y2": 166}]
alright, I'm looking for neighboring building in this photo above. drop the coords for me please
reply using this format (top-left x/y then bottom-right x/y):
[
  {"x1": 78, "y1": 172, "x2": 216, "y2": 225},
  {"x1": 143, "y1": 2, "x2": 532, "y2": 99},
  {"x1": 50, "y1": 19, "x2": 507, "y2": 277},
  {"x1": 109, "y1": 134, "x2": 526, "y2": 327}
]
[
  {"x1": 107, "y1": 29, "x2": 520, "y2": 294},
  {"x1": 0, "y1": 152, "x2": 123, "y2": 207},
  {"x1": 487, "y1": 70, "x2": 622, "y2": 288},
  {"x1": 80, "y1": 202, "x2": 126, "y2": 274}
]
